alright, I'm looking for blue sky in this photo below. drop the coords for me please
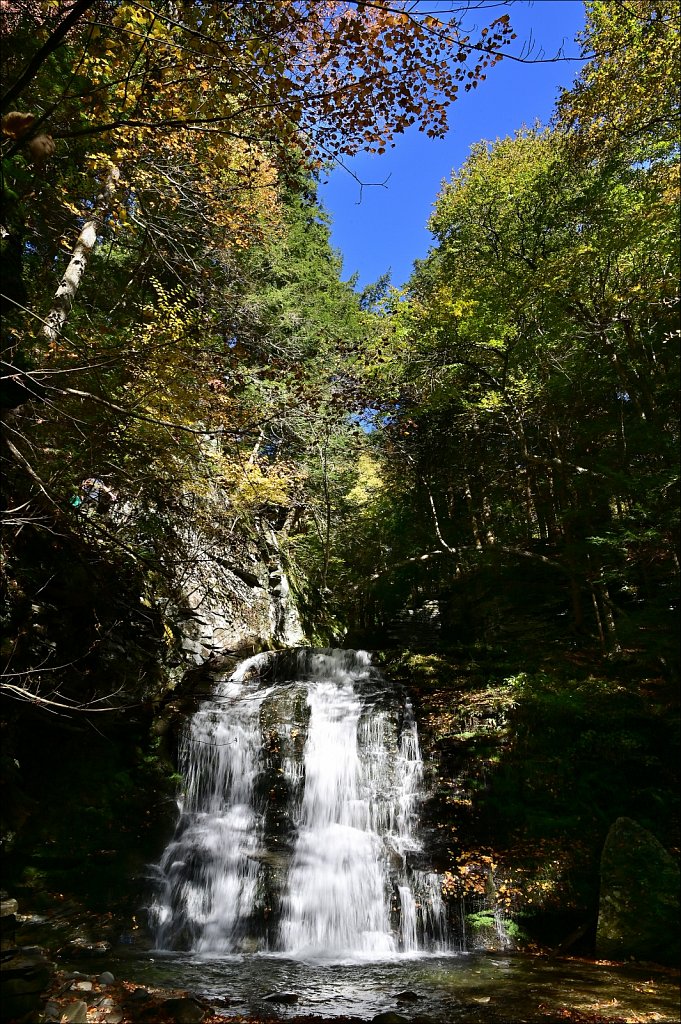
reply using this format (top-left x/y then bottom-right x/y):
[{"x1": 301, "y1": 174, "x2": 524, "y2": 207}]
[{"x1": 319, "y1": 0, "x2": 586, "y2": 291}]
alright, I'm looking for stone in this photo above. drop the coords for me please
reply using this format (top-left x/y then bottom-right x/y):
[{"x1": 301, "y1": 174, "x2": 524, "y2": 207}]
[
  {"x1": 0, "y1": 898, "x2": 18, "y2": 951},
  {"x1": 180, "y1": 638, "x2": 210, "y2": 659},
  {"x1": 128, "y1": 988, "x2": 151, "y2": 1001},
  {"x1": 0, "y1": 968, "x2": 52, "y2": 1022},
  {"x1": 0, "y1": 950, "x2": 54, "y2": 990},
  {"x1": 160, "y1": 995, "x2": 207, "y2": 1023},
  {"x1": 394, "y1": 990, "x2": 419, "y2": 1001},
  {"x1": 372, "y1": 1014, "x2": 410, "y2": 1024},
  {"x1": 596, "y1": 816, "x2": 680, "y2": 965},
  {"x1": 60, "y1": 938, "x2": 111, "y2": 958},
  {"x1": 90, "y1": 1012, "x2": 122, "y2": 1024},
  {"x1": 98, "y1": 971, "x2": 115, "y2": 986},
  {"x1": 263, "y1": 990, "x2": 299, "y2": 1003},
  {"x1": 73, "y1": 979, "x2": 93, "y2": 991},
  {"x1": 61, "y1": 1001, "x2": 89, "y2": 1023}
]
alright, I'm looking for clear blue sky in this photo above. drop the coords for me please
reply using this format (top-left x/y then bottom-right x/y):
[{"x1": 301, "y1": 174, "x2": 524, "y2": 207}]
[{"x1": 319, "y1": 0, "x2": 586, "y2": 291}]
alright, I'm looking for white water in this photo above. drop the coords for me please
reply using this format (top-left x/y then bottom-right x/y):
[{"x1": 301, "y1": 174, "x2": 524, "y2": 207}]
[{"x1": 150, "y1": 649, "x2": 449, "y2": 959}]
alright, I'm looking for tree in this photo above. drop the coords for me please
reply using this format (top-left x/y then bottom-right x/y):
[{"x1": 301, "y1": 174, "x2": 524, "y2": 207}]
[
  {"x1": 352, "y1": 25, "x2": 679, "y2": 656},
  {"x1": 556, "y1": 0, "x2": 680, "y2": 164},
  {"x1": 1, "y1": 1, "x2": 521, "y2": 524}
]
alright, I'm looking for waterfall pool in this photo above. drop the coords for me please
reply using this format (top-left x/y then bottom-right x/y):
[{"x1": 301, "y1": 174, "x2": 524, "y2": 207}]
[{"x1": 98, "y1": 948, "x2": 681, "y2": 1022}]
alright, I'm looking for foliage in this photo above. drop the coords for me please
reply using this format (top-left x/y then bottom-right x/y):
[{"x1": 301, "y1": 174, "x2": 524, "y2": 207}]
[
  {"x1": 556, "y1": 0, "x2": 680, "y2": 164},
  {"x1": 397, "y1": 644, "x2": 679, "y2": 943},
  {"x1": 343, "y1": 5, "x2": 679, "y2": 661},
  {"x1": 1, "y1": 2, "x2": 524, "y2": 687}
]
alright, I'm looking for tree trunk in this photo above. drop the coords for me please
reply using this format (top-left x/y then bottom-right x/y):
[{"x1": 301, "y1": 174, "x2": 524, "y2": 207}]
[{"x1": 41, "y1": 164, "x2": 120, "y2": 344}]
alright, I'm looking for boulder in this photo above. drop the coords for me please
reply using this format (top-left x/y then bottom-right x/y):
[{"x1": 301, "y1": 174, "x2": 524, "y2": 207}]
[
  {"x1": 0, "y1": 950, "x2": 54, "y2": 1022},
  {"x1": 160, "y1": 996, "x2": 207, "y2": 1023},
  {"x1": 596, "y1": 817, "x2": 680, "y2": 965},
  {"x1": 72, "y1": 979, "x2": 93, "y2": 991}
]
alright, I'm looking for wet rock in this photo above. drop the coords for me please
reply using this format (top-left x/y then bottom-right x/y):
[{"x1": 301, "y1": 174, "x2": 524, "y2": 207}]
[
  {"x1": 160, "y1": 995, "x2": 207, "y2": 1023},
  {"x1": 128, "y1": 987, "x2": 152, "y2": 1001},
  {"x1": 15, "y1": 944, "x2": 45, "y2": 956},
  {"x1": 60, "y1": 1000, "x2": 89, "y2": 1023},
  {"x1": 372, "y1": 1013, "x2": 410, "y2": 1024},
  {"x1": 263, "y1": 990, "x2": 299, "y2": 1003},
  {"x1": 394, "y1": 990, "x2": 419, "y2": 1001},
  {"x1": 42, "y1": 999, "x2": 62, "y2": 1022},
  {"x1": 596, "y1": 817, "x2": 680, "y2": 965},
  {"x1": 59, "y1": 938, "x2": 112, "y2": 958},
  {"x1": 72, "y1": 979, "x2": 93, "y2": 991},
  {"x1": 98, "y1": 970, "x2": 115, "y2": 986}
]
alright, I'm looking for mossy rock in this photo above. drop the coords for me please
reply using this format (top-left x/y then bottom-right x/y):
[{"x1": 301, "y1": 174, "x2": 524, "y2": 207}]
[{"x1": 596, "y1": 817, "x2": 680, "y2": 965}]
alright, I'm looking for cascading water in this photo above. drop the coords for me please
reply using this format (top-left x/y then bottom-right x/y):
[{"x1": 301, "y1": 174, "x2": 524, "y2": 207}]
[{"x1": 149, "y1": 649, "x2": 449, "y2": 959}]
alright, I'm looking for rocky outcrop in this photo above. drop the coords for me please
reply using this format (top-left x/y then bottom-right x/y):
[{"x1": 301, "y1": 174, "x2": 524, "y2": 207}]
[
  {"x1": 596, "y1": 816, "x2": 680, "y2": 965},
  {"x1": 0, "y1": 950, "x2": 53, "y2": 1022},
  {"x1": 166, "y1": 516, "x2": 305, "y2": 674},
  {"x1": 0, "y1": 894, "x2": 55, "y2": 1023}
]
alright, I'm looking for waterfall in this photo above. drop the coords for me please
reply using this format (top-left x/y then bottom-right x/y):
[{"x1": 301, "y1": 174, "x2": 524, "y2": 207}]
[{"x1": 150, "y1": 649, "x2": 449, "y2": 958}]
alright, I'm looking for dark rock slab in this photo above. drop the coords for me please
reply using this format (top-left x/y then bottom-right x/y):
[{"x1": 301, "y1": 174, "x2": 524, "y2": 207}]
[
  {"x1": 264, "y1": 990, "x2": 300, "y2": 1003},
  {"x1": 0, "y1": 950, "x2": 54, "y2": 1022},
  {"x1": 58, "y1": 937, "x2": 112, "y2": 958},
  {"x1": 160, "y1": 995, "x2": 207, "y2": 1023},
  {"x1": 596, "y1": 816, "x2": 680, "y2": 965}
]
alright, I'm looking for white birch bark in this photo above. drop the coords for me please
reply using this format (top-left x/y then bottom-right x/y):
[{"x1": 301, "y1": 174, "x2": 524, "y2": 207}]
[{"x1": 41, "y1": 164, "x2": 120, "y2": 344}]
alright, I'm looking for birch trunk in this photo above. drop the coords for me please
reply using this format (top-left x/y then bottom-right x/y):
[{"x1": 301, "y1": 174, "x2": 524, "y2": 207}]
[{"x1": 41, "y1": 164, "x2": 120, "y2": 344}]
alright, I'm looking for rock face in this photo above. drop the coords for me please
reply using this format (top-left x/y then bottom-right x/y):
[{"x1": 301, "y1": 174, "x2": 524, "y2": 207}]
[
  {"x1": 596, "y1": 817, "x2": 680, "y2": 965},
  {"x1": 167, "y1": 516, "x2": 305, "y2": 671}
]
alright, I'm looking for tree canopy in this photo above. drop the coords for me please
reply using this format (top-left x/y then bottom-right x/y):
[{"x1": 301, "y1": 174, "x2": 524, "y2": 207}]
[
  {"x1": 343, "y1": 1, "x2": 679, "y2": 665},
  {"x1": 1, "y1": 0, "x2": 678, "y2": 696}
]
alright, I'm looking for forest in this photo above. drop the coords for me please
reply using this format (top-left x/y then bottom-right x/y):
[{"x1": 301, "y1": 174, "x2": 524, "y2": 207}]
[{"x1": 1, "y1": 2, "x2": 679, "y2": 1024}]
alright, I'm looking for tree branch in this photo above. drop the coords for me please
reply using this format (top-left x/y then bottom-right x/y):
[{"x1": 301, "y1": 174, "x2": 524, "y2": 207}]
[{"x1": 0, "y1": 0, "x2": 97, "y2": 113}]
